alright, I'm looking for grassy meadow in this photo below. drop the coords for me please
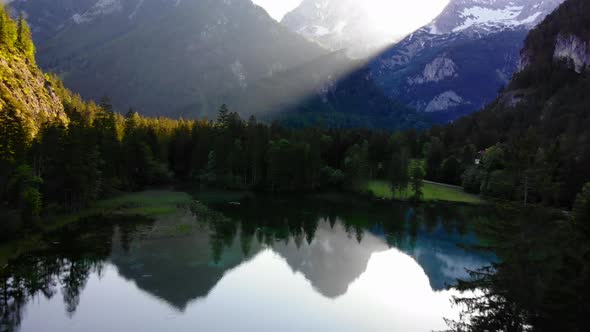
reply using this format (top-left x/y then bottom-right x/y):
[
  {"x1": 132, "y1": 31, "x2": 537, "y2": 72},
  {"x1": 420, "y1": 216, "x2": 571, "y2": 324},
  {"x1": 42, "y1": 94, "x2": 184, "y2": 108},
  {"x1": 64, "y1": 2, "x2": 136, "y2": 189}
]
[{"x1": 364, "y1": 180, "x2": 484, "y2": 205}]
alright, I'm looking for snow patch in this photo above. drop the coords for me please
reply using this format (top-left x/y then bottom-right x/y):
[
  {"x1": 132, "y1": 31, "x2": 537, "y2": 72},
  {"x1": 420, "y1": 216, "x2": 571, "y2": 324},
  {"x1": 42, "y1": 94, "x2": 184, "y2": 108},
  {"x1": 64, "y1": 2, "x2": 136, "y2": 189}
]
[
  {"x1": 72, "y1": 0, "x2": 123, "y2": 24},
  {"x1": 452, "y1": 6, "x2": 542, "y2": 32},
  {"x1": 129, "y1": 0, "x2": 145, "y2": 20},
  {"x1": 231, "y1": 60, "x2": 247, "y2": 88}
]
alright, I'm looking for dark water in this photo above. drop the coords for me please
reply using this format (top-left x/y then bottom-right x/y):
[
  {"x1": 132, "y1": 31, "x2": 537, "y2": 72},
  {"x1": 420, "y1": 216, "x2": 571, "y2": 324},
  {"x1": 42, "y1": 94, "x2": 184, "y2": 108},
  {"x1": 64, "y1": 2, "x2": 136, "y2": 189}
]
[{"x1": 0, "y1": 194, "x2": 496, "y2": 332}]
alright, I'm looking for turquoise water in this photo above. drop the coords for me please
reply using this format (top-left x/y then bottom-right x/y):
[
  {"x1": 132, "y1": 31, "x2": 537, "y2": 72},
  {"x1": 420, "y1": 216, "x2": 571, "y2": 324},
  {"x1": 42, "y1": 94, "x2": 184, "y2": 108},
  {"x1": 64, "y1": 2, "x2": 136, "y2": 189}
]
[{"x1": 1, "y1": 195, "x2": 495, "y2": 332}]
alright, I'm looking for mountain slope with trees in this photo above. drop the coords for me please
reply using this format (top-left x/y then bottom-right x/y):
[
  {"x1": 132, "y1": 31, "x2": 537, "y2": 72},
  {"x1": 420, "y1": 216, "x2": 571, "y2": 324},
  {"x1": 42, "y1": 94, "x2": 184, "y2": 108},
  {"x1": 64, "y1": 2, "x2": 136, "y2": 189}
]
[
  {"x1": 1, "y1": 7, "x2": 426, "y2": 239},
  {"x1": 437, "y1": 2, "x2": 590, "y2": 330},
  {"x1": 8, "y1": 0, "x2": 421, "y2": 129},
  {"x1": 0, "y1": 7, "x2": 67, "y2": 135},
  {"x1": 421, "y1": 0, "x2": 590, "y2": 207},
  {"x1": 9, "y1": 0, "x2": 327, "y2": 117}
]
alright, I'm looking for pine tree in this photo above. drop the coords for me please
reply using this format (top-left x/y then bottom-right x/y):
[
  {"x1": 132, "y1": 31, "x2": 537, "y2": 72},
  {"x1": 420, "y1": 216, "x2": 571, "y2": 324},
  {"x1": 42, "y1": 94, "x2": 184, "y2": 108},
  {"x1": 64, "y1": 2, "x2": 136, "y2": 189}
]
[
  {"x1": 573, "y1": 183, "x2": 590, "y2": 235},
  {"x1": 15, "y1": 13, "x2": 34, "y2": 61},
  {"x1": 0, "y1": 6, "x2": 17, "y2": 49},
  {"x1": 388, "y1": 133, "x2": 409, "y2": 198},
  {"x1": 409, "y1": 160, "x2": 425, "y2": 201},
  {"x1": 0, "y1": 103, "x2": 28, "y2": 166},
  {"x1": 217, "y1": 104, "x2": 230, "y2": 128}
]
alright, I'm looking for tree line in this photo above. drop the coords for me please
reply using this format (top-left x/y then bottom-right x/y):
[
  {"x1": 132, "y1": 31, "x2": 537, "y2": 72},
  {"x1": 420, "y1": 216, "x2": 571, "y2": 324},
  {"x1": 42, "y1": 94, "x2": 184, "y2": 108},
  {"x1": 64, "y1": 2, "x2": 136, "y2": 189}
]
[
  {"x1": 3, "y1": 71, "x2": 590, "y2": 234},
  {"x1": 0, "y1": 6, "x2": 34, "y2": 61},
  {"x1": 2, "y1": 2, "x2": 590, "y2": 235},
  {"x1": 0, "y1": 88, "x2": 432, "y2": 231}
]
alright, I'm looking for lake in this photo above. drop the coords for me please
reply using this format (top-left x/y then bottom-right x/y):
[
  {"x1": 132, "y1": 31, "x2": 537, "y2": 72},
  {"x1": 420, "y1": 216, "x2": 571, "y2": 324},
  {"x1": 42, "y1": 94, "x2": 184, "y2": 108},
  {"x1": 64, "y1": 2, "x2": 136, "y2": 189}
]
[{"x1": 0, "y1": 193, "x2": 496, "y2": 332}]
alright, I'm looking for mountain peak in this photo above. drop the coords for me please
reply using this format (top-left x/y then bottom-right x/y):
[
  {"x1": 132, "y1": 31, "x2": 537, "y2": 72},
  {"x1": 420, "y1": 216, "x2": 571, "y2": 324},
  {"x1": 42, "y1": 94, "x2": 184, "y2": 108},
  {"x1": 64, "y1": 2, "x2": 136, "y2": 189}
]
[
  {"x1": 428, "y1": 0, "x2": 565, "y2": 35},
  {"x1": 281, "y1": 0, "x2": 402, "y2": 59}
]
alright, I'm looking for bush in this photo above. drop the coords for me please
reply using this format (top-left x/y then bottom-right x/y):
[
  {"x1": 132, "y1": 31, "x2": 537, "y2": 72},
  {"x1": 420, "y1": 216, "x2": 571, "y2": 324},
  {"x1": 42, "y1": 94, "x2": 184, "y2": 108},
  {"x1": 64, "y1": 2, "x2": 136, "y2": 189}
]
[
  {"x1": 21, "y1": 187, "x2": 42, "y2": 225},
  {"x1": 320, "y1": 166, "x2": 345, "y2": 188},
  {"x1": 573, "y1": 183, "x2": 590, "y2": 234},
  {"x1": 462, "y1": 167, "x2": 484, "y2": 194},
  {"x1": 481, "y1": 170, "x2": 513, "y2": 199}
]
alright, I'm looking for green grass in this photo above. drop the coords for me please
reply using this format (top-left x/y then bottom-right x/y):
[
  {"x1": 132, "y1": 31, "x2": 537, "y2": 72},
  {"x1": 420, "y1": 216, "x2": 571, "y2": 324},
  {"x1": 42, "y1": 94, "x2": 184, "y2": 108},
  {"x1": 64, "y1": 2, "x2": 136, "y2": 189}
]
[
  {"x1": 365, "y1": 180, "x2": 484, "y2": 205},
  {"x1": 53, "y1": 190, "x2": 192, "y2": 227},
  {"x1": 191, "y1": 190, "x2": 252, "y2": 204},
  {"x1": 1, "y1": 190, "x2": 193, "y2": 266},
  {"x1": 0, "y1": 235, "x2": 45, "y2": 267}
]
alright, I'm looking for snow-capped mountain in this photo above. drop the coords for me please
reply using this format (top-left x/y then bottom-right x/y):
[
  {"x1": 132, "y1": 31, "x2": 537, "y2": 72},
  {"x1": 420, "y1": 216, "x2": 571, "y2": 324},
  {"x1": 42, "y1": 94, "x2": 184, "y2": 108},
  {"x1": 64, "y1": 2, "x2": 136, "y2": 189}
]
[
  {"x1": 281, "y1": 0, "x2": 402, "y2": 59},
  {"x1": 368, "y1": 0, "x2": 565, "y2": 122},
  {"x1": 429, "y1": 0, "x2": 563, "y2": 34}
]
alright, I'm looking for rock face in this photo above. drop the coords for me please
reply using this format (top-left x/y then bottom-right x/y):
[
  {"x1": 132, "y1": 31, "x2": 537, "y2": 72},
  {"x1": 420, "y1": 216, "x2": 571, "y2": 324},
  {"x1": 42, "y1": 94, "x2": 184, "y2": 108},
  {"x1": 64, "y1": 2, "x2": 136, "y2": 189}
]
[
  {"x1": 425, "y1": 91, "x2": 467, "y2": 113},
  {"x1": 407, "y1": 56, "x2": 458, "y2": 85},
  {"x1": 7, "y1": 0, "x2": 97, "y2": 41},
  {"x1": 71, "y1": 0, "x2": 124, "y2": 24},
  {"x1": 518, "y1": 0, "x2": 590, "y2": 74},
  {"x1": 554, "y1": 34, "x2": 590, "y2": 73},
  {"x1": 367, "y1": 0, "x2": 565, "y2": 123},
  {"x1": 0, "y1": 53, "x2": 66, "y2": 135}
]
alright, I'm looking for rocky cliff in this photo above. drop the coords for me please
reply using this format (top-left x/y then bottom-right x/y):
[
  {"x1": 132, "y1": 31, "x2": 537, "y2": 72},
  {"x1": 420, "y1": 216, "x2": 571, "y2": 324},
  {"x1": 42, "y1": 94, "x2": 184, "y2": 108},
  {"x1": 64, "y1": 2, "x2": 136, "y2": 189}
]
[
  {"x1": 519, "y1": 0, "x2": 590, "y2": 72},
  {"x1": 0, "y1": 8, "x2": 67, "y2": 136}
]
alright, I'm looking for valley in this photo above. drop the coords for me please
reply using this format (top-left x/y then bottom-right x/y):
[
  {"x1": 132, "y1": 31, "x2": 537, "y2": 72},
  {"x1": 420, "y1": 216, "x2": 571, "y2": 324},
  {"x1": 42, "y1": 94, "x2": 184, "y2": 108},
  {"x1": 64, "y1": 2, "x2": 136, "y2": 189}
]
[{"x1": 1, "y1": 0, "x2": 590, "y2": 331}]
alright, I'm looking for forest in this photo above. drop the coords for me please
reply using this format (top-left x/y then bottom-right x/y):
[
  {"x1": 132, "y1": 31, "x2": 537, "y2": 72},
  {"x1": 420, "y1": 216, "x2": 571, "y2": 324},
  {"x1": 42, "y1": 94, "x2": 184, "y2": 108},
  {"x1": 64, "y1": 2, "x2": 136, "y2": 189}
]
[{"x1": 1, "y1": 1, "x2": 590, "y2": 238}]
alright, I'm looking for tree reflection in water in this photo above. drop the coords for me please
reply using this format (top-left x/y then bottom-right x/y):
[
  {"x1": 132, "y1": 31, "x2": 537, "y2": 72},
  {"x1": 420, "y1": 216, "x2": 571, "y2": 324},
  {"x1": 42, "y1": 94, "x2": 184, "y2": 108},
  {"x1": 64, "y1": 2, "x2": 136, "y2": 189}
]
[
  {"x1": 443, "y1": 208, "x2": 590, "y2": 332},
  {"x1": 0, "y1": 215, "x2": 153, "y2": 332},
  {"x1": 1, "y1": 195, "x2": 496, "y2": 331}
]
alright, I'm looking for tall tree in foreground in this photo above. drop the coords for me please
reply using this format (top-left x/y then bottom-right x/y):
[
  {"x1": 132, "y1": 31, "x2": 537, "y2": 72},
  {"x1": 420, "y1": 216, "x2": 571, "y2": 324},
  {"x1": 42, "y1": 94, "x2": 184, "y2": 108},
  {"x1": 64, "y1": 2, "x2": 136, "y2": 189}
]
[
  {"x1": 573, "y1": 183, "x2": 590, "y2": 235},
  {"x1": 388, "y1": 133, "x2": 410, "y2": 198},
  {"x1": 409, "y1": 160, "x2": 425, "y2": 201}
]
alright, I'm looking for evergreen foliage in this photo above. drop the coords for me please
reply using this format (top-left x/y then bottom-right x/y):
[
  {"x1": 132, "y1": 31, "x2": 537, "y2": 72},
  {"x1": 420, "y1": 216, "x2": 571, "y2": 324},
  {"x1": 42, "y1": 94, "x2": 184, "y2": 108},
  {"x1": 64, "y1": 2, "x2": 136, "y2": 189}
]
[
  {"x1": 409, "y1": 160, "x2": 425, "y2": 201},
  {"x1": 15, "y1": 13, "x2": 34, "y2": 61},
  {"x1": 573, "y1": 183, "x2": 590, "y2": 234},
  {"x1": 0, "y1": 6, "x2": 17, "y2": 50}
]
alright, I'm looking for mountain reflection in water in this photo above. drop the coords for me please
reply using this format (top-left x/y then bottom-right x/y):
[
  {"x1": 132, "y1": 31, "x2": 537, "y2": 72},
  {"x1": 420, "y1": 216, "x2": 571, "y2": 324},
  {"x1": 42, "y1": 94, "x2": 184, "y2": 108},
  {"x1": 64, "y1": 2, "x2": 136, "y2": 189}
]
[{"x1": 1, "y1": 195, "x2": 494, "y2": 332}]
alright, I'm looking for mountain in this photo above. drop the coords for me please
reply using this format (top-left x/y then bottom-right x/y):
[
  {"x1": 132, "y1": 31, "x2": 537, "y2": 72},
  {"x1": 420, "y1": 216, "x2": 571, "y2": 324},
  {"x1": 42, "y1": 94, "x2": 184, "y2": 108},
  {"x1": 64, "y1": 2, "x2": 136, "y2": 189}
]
[
  {"x1": 223, "y1": 51, "x2": 428, "y2": 129},
  {"x1": 7, "y1": 0, "x2": 97, "y2": 42},
  {"x1": 7, "y1": 0, "x2": 424, "y2": 129},
  {"x1": 0, "y1": 7, "x2": 67, "y2": 136},
  {"x1": 281, "y1": 0, "x2": 401, "y2": 59},
  {"x1": 434, "y1": 0, "x2": 590, "y2": 205},
  {"x1": 8, "y1": 0, "x2": 328, "y2": 117},
  {"x1": 368, "y1": 0, "x2": 565, "y2": 123}
]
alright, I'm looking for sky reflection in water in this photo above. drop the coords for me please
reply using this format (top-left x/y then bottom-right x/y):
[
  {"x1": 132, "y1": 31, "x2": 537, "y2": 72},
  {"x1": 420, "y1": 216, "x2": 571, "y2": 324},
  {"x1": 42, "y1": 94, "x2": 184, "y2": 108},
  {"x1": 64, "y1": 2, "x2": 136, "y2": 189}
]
[{"x1": 9, "y1": 198, "x2": 493, "y2": 332}]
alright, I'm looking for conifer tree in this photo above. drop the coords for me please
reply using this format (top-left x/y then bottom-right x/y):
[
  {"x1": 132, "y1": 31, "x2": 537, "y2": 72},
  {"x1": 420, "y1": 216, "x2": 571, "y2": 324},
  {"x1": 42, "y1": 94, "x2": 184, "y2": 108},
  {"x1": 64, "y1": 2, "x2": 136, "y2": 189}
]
[
  {"x1": 0, "y1": 103, "x2": 28, "y2": 167},
  {"x1": 15, "y1": 13, "x2": 34, "y2": 61},
  {"x1": 409, "y1": 160, "x2": 425, "y2": 201},
  {"x1": 0, "y1": 6, "x2": 17, "y2": 49},
  {"x1": 573, "y1": 183, "x2": 590, "y2": 235}
]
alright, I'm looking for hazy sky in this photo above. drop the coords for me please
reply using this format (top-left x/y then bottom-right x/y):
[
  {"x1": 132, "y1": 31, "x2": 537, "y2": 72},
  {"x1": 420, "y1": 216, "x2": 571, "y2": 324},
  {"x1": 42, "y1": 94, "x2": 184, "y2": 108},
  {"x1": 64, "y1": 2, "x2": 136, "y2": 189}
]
[
  {"x1": 251, "y1": 0, "x2": 303, "y2": 21},
  {"x1": 252, "y1": 0, "x2": 450, "y2": 36}
]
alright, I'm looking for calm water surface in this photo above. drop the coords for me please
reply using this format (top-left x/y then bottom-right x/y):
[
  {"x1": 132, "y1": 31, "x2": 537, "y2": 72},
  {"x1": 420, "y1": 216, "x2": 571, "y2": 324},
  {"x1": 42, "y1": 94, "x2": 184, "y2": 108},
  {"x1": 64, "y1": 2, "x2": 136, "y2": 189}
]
[{"x1": 1, "y1": 194, "x2": 495, "y2": 332}]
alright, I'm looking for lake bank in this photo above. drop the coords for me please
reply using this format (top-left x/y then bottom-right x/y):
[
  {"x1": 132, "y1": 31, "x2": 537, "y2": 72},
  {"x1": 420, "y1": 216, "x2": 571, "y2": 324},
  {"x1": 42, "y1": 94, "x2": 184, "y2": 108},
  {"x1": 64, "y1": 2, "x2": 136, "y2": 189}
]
[
  {"x1": 0, "y1": 190, "x2": 193, "y2": 266},
  {"x1": 1, "y1": 186, "x2": 485, "y2": 267},
  {"x1": 363, "y1": 180, "x2": 485, "y2": 205},
  {"x1": 0, "y1": 192, "x2": 496, "y2": 332}
]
